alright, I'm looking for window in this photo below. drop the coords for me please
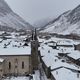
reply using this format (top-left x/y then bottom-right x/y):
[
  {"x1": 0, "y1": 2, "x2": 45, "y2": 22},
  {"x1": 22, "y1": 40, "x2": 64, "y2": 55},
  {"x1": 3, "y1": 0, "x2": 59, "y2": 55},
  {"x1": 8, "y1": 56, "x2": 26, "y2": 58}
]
[
  {"x1": 9, "y1": 62, "x2": 11, "y2": 69},
  {"x1": 22, "y1": 62, "x2": 24, "y2": 69},
  {"x1": 0, "y1": 69, "x2": 2, "y2": 72}
]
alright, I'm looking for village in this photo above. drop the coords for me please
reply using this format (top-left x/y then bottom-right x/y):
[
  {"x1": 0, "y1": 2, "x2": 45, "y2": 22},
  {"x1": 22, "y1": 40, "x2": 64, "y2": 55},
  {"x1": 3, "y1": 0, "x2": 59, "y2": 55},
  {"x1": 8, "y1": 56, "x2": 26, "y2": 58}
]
[
  {"x1": 0, "y1": 30, "x2": 79, "y2": 80},
  {"x1": 0, "y1": 0, "x2": 80, "y2": 80}
]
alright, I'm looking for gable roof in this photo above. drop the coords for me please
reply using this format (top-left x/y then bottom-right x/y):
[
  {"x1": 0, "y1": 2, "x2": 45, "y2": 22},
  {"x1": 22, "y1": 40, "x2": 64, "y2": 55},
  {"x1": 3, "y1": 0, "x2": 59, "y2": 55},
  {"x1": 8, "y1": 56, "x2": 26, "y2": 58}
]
[{"x1": 0, "y1": 39, "x2": 31, "y2": 56}]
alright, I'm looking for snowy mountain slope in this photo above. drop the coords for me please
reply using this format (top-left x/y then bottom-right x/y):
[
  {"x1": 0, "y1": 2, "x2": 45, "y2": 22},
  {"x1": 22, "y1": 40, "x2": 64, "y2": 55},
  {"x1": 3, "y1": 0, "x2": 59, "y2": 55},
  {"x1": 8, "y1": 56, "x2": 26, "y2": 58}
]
[
  {"x1": 33, "y1": 17, "x2": 55, "y2": 29},
  {"x1": 42, "y1": 5, "x2": 80, "y2": 35},
  {"x1": 0, "y1": 0, "x2": 33, "y2": 31}
]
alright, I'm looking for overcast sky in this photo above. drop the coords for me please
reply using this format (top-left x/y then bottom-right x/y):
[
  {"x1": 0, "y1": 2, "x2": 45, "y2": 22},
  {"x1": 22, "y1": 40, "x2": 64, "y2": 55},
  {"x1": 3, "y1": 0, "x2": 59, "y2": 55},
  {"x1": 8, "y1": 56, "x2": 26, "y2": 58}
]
[{"x1": 5, "y1": 0, "x2": 80, "y2": 24}]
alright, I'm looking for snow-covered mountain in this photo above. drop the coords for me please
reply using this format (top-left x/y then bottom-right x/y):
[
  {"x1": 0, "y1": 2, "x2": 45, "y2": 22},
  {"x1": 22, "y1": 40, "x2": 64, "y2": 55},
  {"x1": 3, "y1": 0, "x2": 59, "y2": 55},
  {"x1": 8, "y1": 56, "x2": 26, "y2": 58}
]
[
  {"x1": 41, "y1": 5, "x2": 80, "y2": 35},
  {"x1": 0, "y1": 0, "x2": 33, "y2": 31}
]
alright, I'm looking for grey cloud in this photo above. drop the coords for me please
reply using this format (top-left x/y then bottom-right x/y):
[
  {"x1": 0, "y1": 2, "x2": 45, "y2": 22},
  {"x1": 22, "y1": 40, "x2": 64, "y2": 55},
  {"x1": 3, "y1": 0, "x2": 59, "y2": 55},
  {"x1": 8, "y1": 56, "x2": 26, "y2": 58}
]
[{"x1": 5, "y1": 0, "x2": 80, "y2": 24}]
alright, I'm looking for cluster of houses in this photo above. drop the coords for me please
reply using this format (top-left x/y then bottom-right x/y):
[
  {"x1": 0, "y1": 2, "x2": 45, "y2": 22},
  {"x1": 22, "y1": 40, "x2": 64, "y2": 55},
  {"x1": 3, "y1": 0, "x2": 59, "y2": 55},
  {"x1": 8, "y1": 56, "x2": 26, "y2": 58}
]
[
  {"x1": 38, "y1": 36, "x2": 80, "y2": 80},
  {"x1": 0, "y1": 30, "x2": 80, "y2": 80}
]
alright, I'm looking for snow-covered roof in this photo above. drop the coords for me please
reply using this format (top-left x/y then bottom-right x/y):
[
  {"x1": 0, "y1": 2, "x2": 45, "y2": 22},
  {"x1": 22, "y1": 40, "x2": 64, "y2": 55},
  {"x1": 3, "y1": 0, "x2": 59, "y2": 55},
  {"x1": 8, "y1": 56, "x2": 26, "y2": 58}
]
[
  {"x1": 0, "y1": 39, "x2": 31, "y2": 56},
  {"x1": 51, "y1": 68, "x2": 80, "y2": 80},
  {"x1": 39, "y1": 45, "x2": 79, "y2": 70},
  {"x1": 39, "y1": 37, "x2": 80, "y2": 80},
  {"x1": 0, "y1": 58, "x2": 4, "y2": 62},
  {"x1": 39, "y1": 37, "x2": 80, "y2": 45},
  {"x1": 68, "y1": 50, "x2": 80, "y2": 59}
]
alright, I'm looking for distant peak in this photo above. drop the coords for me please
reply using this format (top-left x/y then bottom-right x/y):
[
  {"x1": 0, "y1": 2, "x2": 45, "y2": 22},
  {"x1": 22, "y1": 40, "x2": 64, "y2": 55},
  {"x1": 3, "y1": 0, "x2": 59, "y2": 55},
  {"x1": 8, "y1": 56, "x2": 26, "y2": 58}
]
[
  {"x1": 76, "y1": 4, "x2": 80, "y2": 8},
  {"x1": 73, "y1": 4, "x2": 80, "y2": 11}
]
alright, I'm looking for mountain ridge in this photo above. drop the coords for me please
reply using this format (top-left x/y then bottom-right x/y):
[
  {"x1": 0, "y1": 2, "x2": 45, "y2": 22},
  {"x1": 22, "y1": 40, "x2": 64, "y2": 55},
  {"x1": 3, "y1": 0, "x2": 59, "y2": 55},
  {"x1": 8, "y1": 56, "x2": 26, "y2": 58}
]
[
  {"x1": 41, "y1": 5, "x2": 80, "y2": 35},
  {"x1": 0, "y1": 0, "x2": 33, "y2": 31}
]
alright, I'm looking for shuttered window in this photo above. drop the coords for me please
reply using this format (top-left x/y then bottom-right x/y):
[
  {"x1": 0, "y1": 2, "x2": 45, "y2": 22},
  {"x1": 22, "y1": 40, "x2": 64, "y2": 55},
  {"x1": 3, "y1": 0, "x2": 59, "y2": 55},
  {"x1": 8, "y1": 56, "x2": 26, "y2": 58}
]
[
  {"x1": 22, "y1": 62, "x2": 24, "y2": 69},
  {"x1": 9, "y1": 62, "x2": 11, "y2": 69}
]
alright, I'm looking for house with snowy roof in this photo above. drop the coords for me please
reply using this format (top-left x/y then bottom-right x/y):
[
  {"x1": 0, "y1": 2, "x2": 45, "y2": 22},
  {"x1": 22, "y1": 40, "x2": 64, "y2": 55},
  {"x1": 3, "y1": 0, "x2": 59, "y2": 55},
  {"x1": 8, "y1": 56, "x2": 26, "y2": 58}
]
[{"x1": 38, "y1": 37, "x2": 80, "y2": 80}]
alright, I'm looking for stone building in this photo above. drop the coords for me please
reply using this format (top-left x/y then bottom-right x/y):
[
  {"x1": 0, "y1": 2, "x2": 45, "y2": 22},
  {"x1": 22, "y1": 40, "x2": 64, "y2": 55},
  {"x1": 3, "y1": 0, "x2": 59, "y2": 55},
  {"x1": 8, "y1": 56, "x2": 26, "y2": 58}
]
[
  {"x1": 0, "y1": 43, "x2": 32, "y2": 77},
  {"x1": 1, "y1": 55, "x2": 31, "y2": 76}
]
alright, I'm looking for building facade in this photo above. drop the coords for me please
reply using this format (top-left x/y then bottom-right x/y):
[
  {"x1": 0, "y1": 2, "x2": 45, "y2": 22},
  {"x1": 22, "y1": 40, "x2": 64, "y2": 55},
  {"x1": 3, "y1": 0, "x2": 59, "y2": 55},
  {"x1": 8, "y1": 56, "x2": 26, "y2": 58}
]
[{"x1": 0, "y1": 55, "x2": 31, "y2": 76}]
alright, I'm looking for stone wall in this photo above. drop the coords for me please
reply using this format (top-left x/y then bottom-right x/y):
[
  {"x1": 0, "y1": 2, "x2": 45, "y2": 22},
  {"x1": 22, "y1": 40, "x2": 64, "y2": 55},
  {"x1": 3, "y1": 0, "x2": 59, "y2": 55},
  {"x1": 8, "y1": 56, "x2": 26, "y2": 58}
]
[
  {"x1": 0, "y1": 55, "x2": 31, "y2": 76},
  {"x1": 0, "y1": 62, "x2": 4, "y2": 77}
]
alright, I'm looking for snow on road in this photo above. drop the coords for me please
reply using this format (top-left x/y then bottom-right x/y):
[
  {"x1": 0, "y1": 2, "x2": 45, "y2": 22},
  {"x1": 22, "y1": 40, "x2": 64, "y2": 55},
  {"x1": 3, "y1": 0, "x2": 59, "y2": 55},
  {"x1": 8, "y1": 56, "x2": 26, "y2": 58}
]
[{"x1": 4, "y1": 77, "x2": 29, "y2": 80}]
